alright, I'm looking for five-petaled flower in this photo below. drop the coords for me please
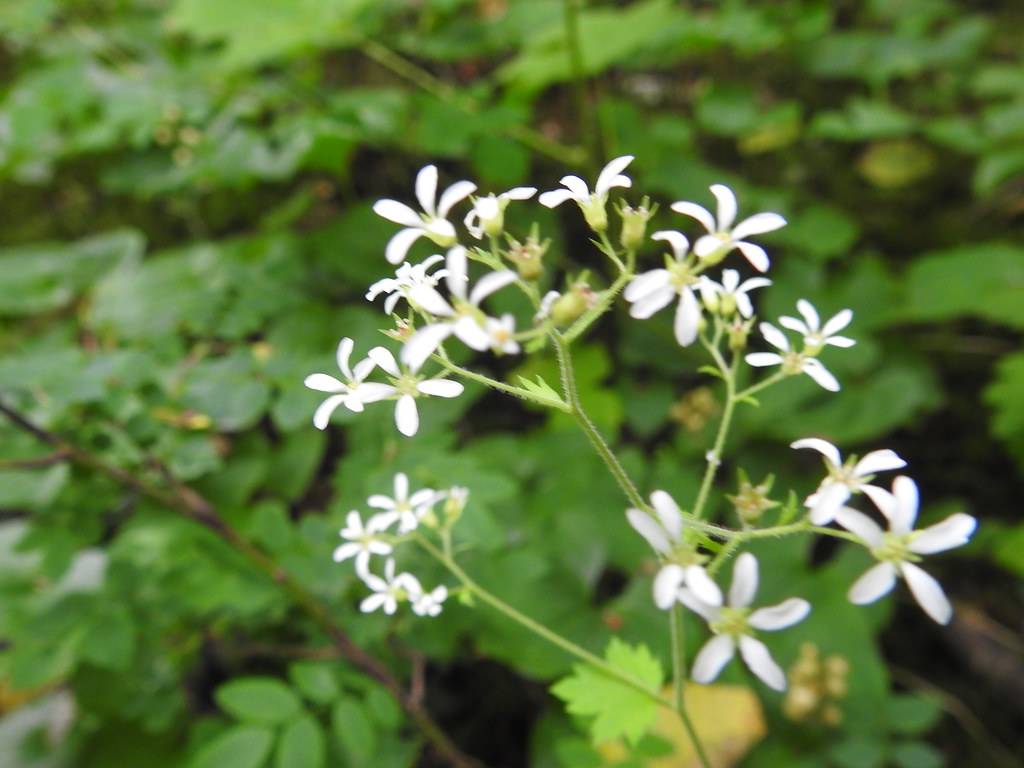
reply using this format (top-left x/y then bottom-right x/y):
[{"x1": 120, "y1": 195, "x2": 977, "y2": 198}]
[
  {"x1": 360, "y1": 558, "x2": 421, "y2": 615},
  {"x1": 366, "y1": 346, "x2": 464, "y2": 437},
  {"x1": 791, "y1": 437, "x2": 906, "y2": 525},
  {"x1": 836, "y1": 476, "x2": 976, "y2": 625},
  {"x1": 366, "y1": 254, "x2": 449, "y2": 315},
  {"x1": 538, "y1": 155, "x2": 633, "y2": 232},
  {"x1": 626, "y1": 490, "x2": 722, "y2": 609},
  {"x1": 671, "y1": 184, "x2": 786, "y2": 272},
  {"x1": 624, "y1": 231, "x2": 702, "y2": 347},
  {"x1": 680, "y1": 553, "x2": 811, "y2": 691},
  {"x1": 304, "y1": 338, "x2": 395, "y2": 429},
  {"x1": 373, "y1": 165, "x2": 476, "y2": 264},
  {"x1": 412, "y1": 585, "x2": 449, "y2": 617},
  {"x1": 333, "y1": 510, "x2": 397, "y2": 581},
  {"x1": 464, "y1": 187, "x2": 537, "y2": 239},
  {"x1": 368, "y1": 472, "x2": 442, "y2": 534},
  {"x1": 780, "y1": 300, "x2": 855, "y2": 353},
  {"x1": 745, "y1": 321, "x2": 842, "y2": 392},
  {"x1": 698, "y1": 269, "x2": 771, "y2": 318}
]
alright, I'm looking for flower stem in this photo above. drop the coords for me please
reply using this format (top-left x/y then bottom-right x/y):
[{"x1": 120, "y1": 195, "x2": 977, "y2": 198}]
[
  {"x1": 735, "y1": 371, "x2": 786, "y2": 402},
  {"x1": 434, "y1": 354, "x2": 571, "y2": 412},
  {"x1": 692, "y1": 337, "x2": 738, "y2": 520},
  {"x1": 670, "y1": 606, "x2": 712, "y2": 768}
]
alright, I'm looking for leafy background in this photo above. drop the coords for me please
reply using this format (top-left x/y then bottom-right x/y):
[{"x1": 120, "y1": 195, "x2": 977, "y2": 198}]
[{"x1": 0, "y1": 1, "x2": 1022, "y2": 766}]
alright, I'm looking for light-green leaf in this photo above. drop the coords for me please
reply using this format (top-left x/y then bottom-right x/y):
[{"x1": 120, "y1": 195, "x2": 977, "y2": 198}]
[
  {"x1": 331, "y1": 698, "x2": 377, "y2": 761},
  {"x1": 188, "y1": 725, "x2": 274, "y2": 768},
  {"x1": 550, "y1": 638, "x2": 663, "y2": 746},
  {"x1": 275, "y1": 715, "x2": 325, "y2": 768},
  {"x1": 215, "y1": 677, "x2": 302, "y2": 724},
  {"x1": 288, "y1": 662, "x2": 340, "y2": 705},
  {"x1": 516, "y1": 374, "x2": 569, "y2": 410}
]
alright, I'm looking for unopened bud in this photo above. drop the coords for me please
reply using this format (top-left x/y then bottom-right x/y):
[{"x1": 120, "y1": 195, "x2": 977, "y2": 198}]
[
  {"x1": 727, "y1": 318, "x2": 753, "y2": 351},
  {"x1": 551, "y1": 282, "x2": 593, "y2": 326},
  {"x1": 506, "y1": 231, "x2": 549, "y2": 281},
  {"x1": 618, "y1": 198, "x2": 656, "y2": 251},
  {"x1": 444, "y1": 486, "x2": 469, "y2": 525},
  {"x1": 727, "y1": 472, "x2": 778, "y2": 524},
  {"x1": 581, "y1": 198, "x2": 608, "y2": 233}
]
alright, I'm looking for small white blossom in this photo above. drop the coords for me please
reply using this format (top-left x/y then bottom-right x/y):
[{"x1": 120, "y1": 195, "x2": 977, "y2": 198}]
[
  {"x1": 697, "y1": 269, "x2": 771, "y2": 318},
  {"x1": 538, "y1": 155, "x2": 633, "y2": 231},
  {"x1": 400, "y1": 246, "x2": 518, "y2": 369},
  {"x1": 360, "y1": 558, "x2": 420, "y2": 615},
  {"x1": 373, "y1": 165, "x2": 476, "y2": 264},
  {"x1": 792, "y1": 437, "x2": 906, "y2": 525},
  {"x1": 671, "y1": 185, "x2": 786, "y2": 272},
  {"x1": 680, "y1": 553, "x2": 810, "y2": 691},
  {"x1": 623, "y1": 231, "x2": 702, "y2": 346},
  {"x1": 368, "y1": 472, "x2": 442, "y2": 534},
  {"x1": 836, "y1": 476, "x2": 977, "y2": 625},
  {"x1": 779, "y1": 299, "x2": 855, "y2": 351},
  {"x1": 464, "y1": 187, "x2": 537, "y2": 239},
  {"x1": 411, "y1": 585, "x2": 449, "y2": 617},
  {"x1": 305, "y1": 338, "x2": 394, "y2": 429},
  {"x1": 366, "y1": 346, "x2": 464, "y2": 437},
  {"x1": 333, "y1": 510, "x2": 398, "y2": 581},
  {"x1": 745, "y1": 322, "x2": 842, "y2": 392},
  {"x1": 366, "y1": 254, "x2": 449, "y2": 315},
  {"x1": 626, "y1": 490, "x2": 722, "y2": 610},
  {"x1": 485, "y1": 314, "x2": 520, "y2": 355}
]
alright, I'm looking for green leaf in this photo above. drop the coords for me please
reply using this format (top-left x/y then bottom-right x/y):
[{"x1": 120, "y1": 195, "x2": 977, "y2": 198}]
[
  {"x1": 288, "y1": 662, "x2": 340, "y2": 705},
  {"x1": 188, "y1": 725, "x2": 274, "y2": 768},
  {"x1": 550, "y1": 638, "x2": 663, "y2": 746},
  {"x1": 517, "y1": 374, "x2": 569, "y2": 410},
  {"x1": 830, "y1": 735, "x2": 885, "y2": 768},
  {"x1": 331, "y1": 698, "x2": 377, "y2": 761},
  {"x1": 885, "y1": 694, "x2": 943, "y2": 735},
  {"x1": 890, "y1": 740, "x2": 944, "y2": 768},
  {"x1": 215, "y1": 677, "x2": 302, "y2": 724},
  {"x1": 275, "y1": 715, "x2": 325, "y2": 768}
]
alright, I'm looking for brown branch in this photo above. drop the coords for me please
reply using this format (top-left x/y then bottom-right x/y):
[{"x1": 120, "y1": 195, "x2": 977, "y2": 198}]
[
  {"x1": 0, "y1": 449, "x2": 71, "y2": 470},
  {"x1": 0, "y1": 400, "x2": 482, "y2": 768}
]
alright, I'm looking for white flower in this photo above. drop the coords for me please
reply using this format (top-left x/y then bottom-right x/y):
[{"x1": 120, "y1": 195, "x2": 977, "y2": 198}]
[
  {"x1": 745, "y1": 322, "x2": 842, "y2": 392},
  {"x1": 366, "y1": 254, "x2": 449, "y2": 315},
  {"x1": 779, "y1": 299, "x2": 855, "y2": 351},
  {"x1": 792, "y1": 437, "x2": 906, "y2": 525},
  {"x1": 367, "y1": 346, "x2": 464, "y2": 437},
  {"x1": 626, "y1": 490, "x2": 722, "y2": 610},
  {"x1": 360, "y1": 558, "x2": 421, "y2": 615},
  {"x1": 623, "y1": 231, "x2": 702, "y2": 346},
  {"x1": 411, "y1": 585, "x2": 449, "y2": 617},
  {"x1": 485, "y1": 314, "x2": 520, "y2": 355},
  {"x1": 304, "y1": 338, "x2": 395, "y2": 429},
  {"x1": 368, "y1": 472, "x2": 442, "y2": 534},
  {"x1": 680, "y1": 553, "x2": 810, "y2": 691},
  {"x1": 333, "y1": 510, "x2": 398, "y2": 581},
  {"x1": 538, "y1": 155, "x2": 633, "y2": 231},
  {"x1": 671, "y1": 184, "x2": 786, "y2": 272},
  {"x1": 373, "y1": 165, "x2": 476, "y2": 264},
  {"x1": 697, "y1": 269, "x2": 771, "y2": 318},
  {"x1": 400, "y1": 246, "x2": 517, "y2": 369},
  {"x1": 836, "y1": 476, "x2": 977, "y2": 625},
  {"x1": 464, "y1": 187, "x2": 537, "y2": 239}
]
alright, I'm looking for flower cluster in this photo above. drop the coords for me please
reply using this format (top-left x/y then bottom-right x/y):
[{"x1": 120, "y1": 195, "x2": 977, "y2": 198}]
[{"x1": 333, "y1": 473, "x2": 456, "y2": 617}]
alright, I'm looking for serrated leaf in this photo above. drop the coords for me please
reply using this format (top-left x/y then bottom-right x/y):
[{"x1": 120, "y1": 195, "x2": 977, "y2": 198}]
[
  {"x1": 551, "y1": 638, "x2": 663, "y2": 746},
  {"x1": 215, "y1": 677, "x2": 302, "y2": 724},
  {"x1": 517, "y1": 374, "x2": 569, "y2": 410}
]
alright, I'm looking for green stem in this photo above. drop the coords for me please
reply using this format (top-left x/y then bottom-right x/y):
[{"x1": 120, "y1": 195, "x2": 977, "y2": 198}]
[
  {"x1": 670, "y1": 606, "x2": 712, "y2": 768},
  {"x1": 434, "y1": 354, "x2": 571, "y2": 412},
  {"x1": 691, "y1": 342, "x2": 737, "y2": 520},
  {"x1": 735, "y1": 371, "x2": 787, "y2": 402}
]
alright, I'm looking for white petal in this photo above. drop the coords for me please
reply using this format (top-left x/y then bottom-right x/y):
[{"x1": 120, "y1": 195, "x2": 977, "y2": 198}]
[
  {"x1": 737, "y1": 276, "x2": 771, "y2": 293},
  {"x1": 452, "y1": 316, "x2": 491, "y2": 351},
  {"x1": 822, "y1": 308, "x2": 853, "y2": 337},
  {"x1": 444, "y1": 245, "x2": 469, "y2": 300},
  {"x1": 367, "y1": 495, "x2": 395, "y2": 510},
  {"x1": 748, "y1": 598, "x2": 811, "y2": 631},
  {"x1": 848, "y1": 562, "x2": 897, "y2": 604},
  {"x1": 686, "y1": 565, "x2": 724, "y2": 607},
  {"x1": 401, "y1": 324, "x2": 452, "y2": 371},
  {"x1": 385, "y1": 228, "x2": 426, "y2": 265},
  {"x1": 417, "y1": 378, "x2": 464, "y2": 398},
  {"x1": 728, "y1": 553, "x2": 759, "y2": 607},
  {"x1": 691, "y1": 635, "x2": 735, "y2": 684},
  {"x1": 538, "y1": 189, "x2": 576, "y2": 208},
  {"x1": 759, "y1": 322, "x2": 790, "y2": 352},
  {"x1": 649, "y1": 490, "x2": 683, "y2": 542},
  {"x1": 470, "y1": 270, "x2": 517, "y2": 306},
  {"x1": 625, "y1": 508, "x2": 671, "y2": 555},
  {"x1": 437, "y1": 180, "x2": 477, "y2": 218},
  {"x1": 559, "y1": 175, "x2": 591, "y2": 200},
  {"x1": 677, "y1": 587, "x2": 720, "y2": 622},
  {"x1": 888, "y1": 475, "x2": 919, "y2": 534},
  {"x1": 392, "y1": 472, "x2": 409, "y2": 503},
  {"x1": 332, "y1": 542, "x2": 361, "y2": 563},
  {"x1": 595, "y1": 155, "x2": 634, "y2": 195},
  {"x1": 367, "y1": 346, "x2": 400, "y2": 377},
  {"x1": 373, "y1": 199, "x2": 424, "y2": 228},
  {"x1": 739, "y1": 635, "x2": 786, "y2": 691},
  {"x1": 504, "y1": 186, "x2": 537, "y2": 200},
  {"x1": 395, "y1": 394, "x2": 419, "y2": 436},
  {"x1": 809, "y1": 482, "x2": 851, "y2": 525},
  {"x1": 415, "y1": 165, "x2": 439, "y2": 216},
  {"x1": 674, "y1": 289, "x2": 701, "y2": 347},
  {"x1": 671, "y1": 201, "x2": 716, "y2": 233},
  {"x1": 735, "y1": 241, "x2": 770, "y2": 272},
  {"x1": 354, "y1": 382, "x2": 397, "y2": 404},
  {"x1": 653, "y1": 565, "x2": 687, "y2": 610},
  {"x1": 305, "y1": 373, "x2": 346, "y2": 393},
  {"x1": 801, "y1": 358, "x2": 840, "y2": 392},
  {"x1": 313, "y1": 395, "x2": 347, "y2": 430},
  {"x1": 825, "y1": 335, "x2": 857, "y2": 348},
  {"x1": 409, "y1": 284, "x2": 454, "y2": 317},
  {"x1": 731, "y1": 212, "x2": 787, "y2": 240},
  {"x1": 360, "y1": 593, "x2": 388, "y2": 613},
  {"x1": 735, "y1": 292, "x2": 754, "y2": 318},
  {"x1": 745, "y1": 352, "x2": 784, "y2": 367},
  {"x1": 694, "y1": 234, "x2": 725, "y2": 258},
  {"x1": 629, "y1": 286, "x2": 675, "y2": 319},
  {"x1": 352, "y1": 357, "x2": 376, "y2": 383},
  {"x1": 710, "y1": 184, "x2": 738, "y2": 230},
  {"x1": 854, "y1": 449, "x2": 907, "y2": 477},
  {"x1": 790, "y1": 437, "x2": 842, "y2": 467},
  {"x1": 650, "y1": 230, "x2": 690, "y2": 261},
  {"x1": 834, "y1": 507, "x2": 885, "y2": 547},
  {"x1": 796, "y1": 299, "x2": 820, "y2": 333},
  {"x1": 910, "y1": 513, "x2": 977, "y2": 555},
  {"x1": 901, "y1": 562, "x2": 953, "y2": 624},
  {"x1": 779, "y1": 315, "x2": 811, "y2": 335},
  {"x1": 335, "y1": 337, "x2": 355, "y2": 380},
  {"x1": 624, "y1": 269, "x2": 671, "y2": 302},
  {"x1": 861, "y1": 484, "x2": 897, "y2": 521}
]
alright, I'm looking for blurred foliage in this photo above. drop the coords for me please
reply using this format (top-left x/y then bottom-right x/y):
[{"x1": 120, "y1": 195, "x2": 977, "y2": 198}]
[{"x1": 0, "y1": 0, "x2": 1022, "y2": 766}]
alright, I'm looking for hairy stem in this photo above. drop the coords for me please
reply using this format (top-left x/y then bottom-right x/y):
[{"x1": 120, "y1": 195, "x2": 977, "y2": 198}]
[
  {"x1": 670, "y1": 606, "x2": 712, "y2": 768},
  {"x1": 691, "y1": 340, "x2": 738, "y2": 520}
]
